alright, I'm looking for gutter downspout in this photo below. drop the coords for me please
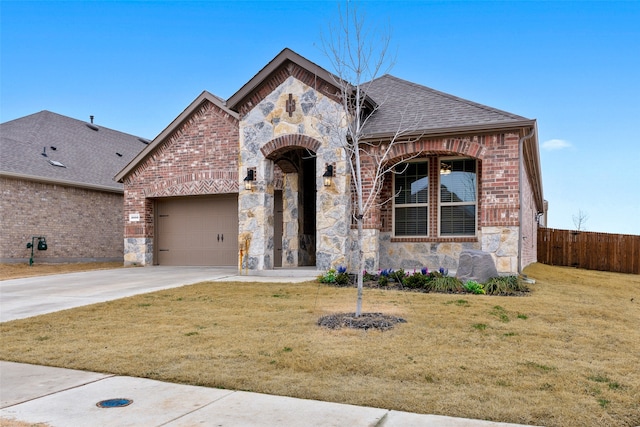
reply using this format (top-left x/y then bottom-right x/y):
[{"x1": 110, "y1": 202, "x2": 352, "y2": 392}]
[{"x1": 518, "y1": 127, "x2": 536, "y2": 275}]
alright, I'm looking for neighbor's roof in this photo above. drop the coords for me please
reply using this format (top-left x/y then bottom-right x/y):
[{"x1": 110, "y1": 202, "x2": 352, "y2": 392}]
[
  {"x1": 0, "y1": 111, "x2": 148, "y2": 192},
  {"x1": 361, "y1": 74, "x2": 535, "y2": 138}
]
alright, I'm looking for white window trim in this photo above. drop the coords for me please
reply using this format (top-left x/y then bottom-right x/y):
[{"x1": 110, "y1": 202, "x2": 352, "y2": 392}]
[
  {"x1": 392, "y1": 159, "x2": 429, "y2": 237},
  {"x1": 438, "y1": 157, "x2": 478, "y2": 237}
]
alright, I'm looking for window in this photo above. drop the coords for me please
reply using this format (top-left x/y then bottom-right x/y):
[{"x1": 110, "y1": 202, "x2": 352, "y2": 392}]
[
  {"x1": 439, "y1": 158, "x2": 477, "y2": 236},
  {"x1": 394, "y1": 161, "x2": 429, "y2": 236}
]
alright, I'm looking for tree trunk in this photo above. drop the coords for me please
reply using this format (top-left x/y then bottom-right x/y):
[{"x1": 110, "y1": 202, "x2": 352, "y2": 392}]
[{"x1": 355, "y1": 216, "x2": 364, "y2": 317}]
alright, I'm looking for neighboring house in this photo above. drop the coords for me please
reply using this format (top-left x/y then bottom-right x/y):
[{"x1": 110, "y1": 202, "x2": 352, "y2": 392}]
[
  {"x1": 1, "y1": 111, "x2": 148, "y2": 263},
  {"x1": 116, "y1": 48, "x2": 545, "y2": 274}
]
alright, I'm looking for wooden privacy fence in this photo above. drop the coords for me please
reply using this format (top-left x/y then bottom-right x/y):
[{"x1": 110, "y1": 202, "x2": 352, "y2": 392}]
[{"x1": 538, "y1": 228, "x2": 640, "y2": 274}]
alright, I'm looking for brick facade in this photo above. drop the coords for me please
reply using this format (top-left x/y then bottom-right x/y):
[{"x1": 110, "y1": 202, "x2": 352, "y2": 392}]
[
  {"x1": 121, "y1": 99, "x2": 239, "y2": 265},
  {"x1": 1, "y1": 176, "x2": 123, "y2": 263},
  {"x1": 373, "y1": 131, "x2": 530, "y2": 273},
  {"x1": 119, "y1": 50, "x2": 543, "y2": 273}
]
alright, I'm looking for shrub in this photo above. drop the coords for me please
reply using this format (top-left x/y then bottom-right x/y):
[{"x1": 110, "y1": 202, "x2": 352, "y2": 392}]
[
  {"x1": 428, "y1": 270, "x2": 443, "y2": 279},
  {"x1": 404, "y1": 272, "x2": 428, "y2": 290},
  {"x1": 463, "y1": 280, "x2": 486, "y2": 295},
  {"x1": 335, "y1": 272, "x2": 351, "y2": 286},
  {"x1": 363, "y1": 270, "x2": 376, "y2": 282},
  {"x1": 389, "y1": 269, "x2": 407, "y2": 285},
  {"x1": 484, "y1": 276, "x2": 529, "y2": 295},
  {"x1": 378, "y1": 275, "x2": 389, "y2": 286},
  {"x1": 431, "y1": 276, "x2": 464, "y2": 293}
]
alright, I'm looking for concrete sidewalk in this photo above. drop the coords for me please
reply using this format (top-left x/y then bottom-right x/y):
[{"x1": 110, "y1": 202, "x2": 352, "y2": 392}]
[
  {"x1": 1, "y1": 267, "x2": 537, "y2": 426},
  {"x1": 0, "y1": 362, "x2": 534, "y2": 427}
]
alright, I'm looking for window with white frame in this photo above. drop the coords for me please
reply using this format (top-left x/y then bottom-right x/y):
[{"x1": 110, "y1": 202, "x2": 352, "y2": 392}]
[
  {"x1": 394, "y1": 161, "x2": 429, "y2": 236},
  {"x1": 439, "y1": 158, "x2": 477, "y2": 236}
]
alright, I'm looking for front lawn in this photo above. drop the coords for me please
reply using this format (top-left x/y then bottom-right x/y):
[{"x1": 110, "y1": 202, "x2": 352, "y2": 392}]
[{"x1": 1, "y1": 263, "x2": 638, "y2": 426}]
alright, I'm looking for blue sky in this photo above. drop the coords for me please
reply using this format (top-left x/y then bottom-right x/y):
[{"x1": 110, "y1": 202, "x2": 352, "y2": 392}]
[{"x1": 2, "y1": 1, "x2": 639, "y2": 235}]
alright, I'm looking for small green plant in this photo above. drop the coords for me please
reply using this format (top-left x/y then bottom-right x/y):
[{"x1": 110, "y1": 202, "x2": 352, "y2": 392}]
[
  {"x1": 282, "y1": 347, "x2": 293, "y2": 353},
  {"x1": 598, "y1": 398, "x2": 610, "y2": 408},
  {"x1": 377, "y1": 275, "x2": 389, "y2": 286},
  {"x1": 184, "y1": 331, "x2": 199, "y2": 336},
  {"x1": 463, "y1": 280, "x2": 485, "y2": 294},
  {"x1": 589, "y1": 374, "x2": 610, "y2": 383},
  {"x1": 473, "y1": 323, "x2": 487, "y2": 331},
  {"x1": 491, "y1": 305, "x2": 510, "y2": 322},
  {"x1": 445, "y1": 299, "x2": 469, "y2": 306},
  {"x1": 318, "y1": 269, "x2": 337, "y2": 284},
  {"x1": 524, "y1": 361, "x2": 556, "y2": 372},
  {"x1": 517, "y1": 313, "x2": 528, "y2": 320},
  {"x1": 588, "y1": 374, "x2": 622, "y2": 390}
]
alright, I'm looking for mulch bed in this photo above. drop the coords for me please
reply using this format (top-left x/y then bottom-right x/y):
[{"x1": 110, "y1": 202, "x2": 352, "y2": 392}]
[{"x1": 317, "y1": 312, "x2": 407, "y2": 331}]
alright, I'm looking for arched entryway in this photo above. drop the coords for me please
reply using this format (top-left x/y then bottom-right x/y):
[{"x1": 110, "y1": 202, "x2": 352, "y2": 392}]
[{"x1": 269, "y1": 148, "x2": 317, "y2": 268}]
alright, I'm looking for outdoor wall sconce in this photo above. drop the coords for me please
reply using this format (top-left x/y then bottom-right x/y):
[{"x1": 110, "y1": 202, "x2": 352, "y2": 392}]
[
  {"x1": 244, "y1": 169, "x2": 255, "y2": 190},
  {"x1": 440, "y1": 162, "x2": 452, "y2": 175},
  {"x1": 26, "y1": 236, "x2": 47, "y2": 266},
  {"x1": 323, "y1": 164, "x2": 334, "y2": 187}
]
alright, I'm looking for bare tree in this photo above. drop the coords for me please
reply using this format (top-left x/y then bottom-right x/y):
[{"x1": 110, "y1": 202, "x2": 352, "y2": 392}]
[
  {"x1": 572, "y1": 209, "x2": 589, "y2": 231},
  {"x1": 322, "y1": 3, "x2": 421, "y2": 316}
]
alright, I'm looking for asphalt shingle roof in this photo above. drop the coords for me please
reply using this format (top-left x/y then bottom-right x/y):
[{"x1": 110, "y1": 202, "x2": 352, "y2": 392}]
[
  {"x1": 362, "y1": 74, "x2": 532, "y2": 137},
  {"x1": 1, "y1": 111, "x2": 148, "y2": 191}
]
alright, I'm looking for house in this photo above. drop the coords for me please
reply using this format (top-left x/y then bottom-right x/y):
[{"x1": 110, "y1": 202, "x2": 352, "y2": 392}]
[
  {"x1": 116, "y1": 48, "x2": 545, "y2": 274},
  {"x1": 0, "y1": 111, "x2": 148, "y2": 263}
]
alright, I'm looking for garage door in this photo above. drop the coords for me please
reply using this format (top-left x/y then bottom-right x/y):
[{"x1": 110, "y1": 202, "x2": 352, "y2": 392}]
[{"x1": 156, "y1": 195, "x2": 238, "y2": 266}]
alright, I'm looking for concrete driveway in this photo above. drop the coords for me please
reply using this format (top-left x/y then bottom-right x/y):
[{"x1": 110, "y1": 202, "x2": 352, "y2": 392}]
[{"x1": 0, "y1": 266, "x2": 316, "y2": 322}]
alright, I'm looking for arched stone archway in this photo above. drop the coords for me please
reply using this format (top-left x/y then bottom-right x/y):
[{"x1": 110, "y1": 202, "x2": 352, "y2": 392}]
[{"x1": 264, "y1": 138, "x2": 321, "y2": 268}]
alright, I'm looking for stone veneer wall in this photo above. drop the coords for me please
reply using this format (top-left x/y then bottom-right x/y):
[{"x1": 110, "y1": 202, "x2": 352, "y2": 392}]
[
  {"x1": 1, "y1": 177, "x2": 123, "y2": 263},
  {"x1": 238, "y1": 75, "x2": 350, "y2": 271},
  {"x1": 121, "y1": 100, "x2": 239, "y2": 265}
]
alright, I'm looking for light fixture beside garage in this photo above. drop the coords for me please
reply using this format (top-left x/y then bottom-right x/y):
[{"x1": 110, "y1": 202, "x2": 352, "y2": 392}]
[
  {"x1": 323, "y1": 164, "x2": 334, "y2": 187},
  {"x1": 244, "y1": 168, "x2": 255, "y2": 190}
]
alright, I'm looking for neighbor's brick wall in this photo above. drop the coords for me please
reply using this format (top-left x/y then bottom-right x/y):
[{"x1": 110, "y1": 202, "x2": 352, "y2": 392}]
[
  {"x1": 1, "y1": 176, "x2": 123, "y2": 262},
  {"x1": 122, "y1": 100, "x2": 239, "y2": 241}
]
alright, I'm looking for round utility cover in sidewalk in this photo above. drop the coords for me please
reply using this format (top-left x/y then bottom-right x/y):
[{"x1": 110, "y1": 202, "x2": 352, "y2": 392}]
[{"x1": 96, "y1": 398, "x2": 133, "y2": 408}]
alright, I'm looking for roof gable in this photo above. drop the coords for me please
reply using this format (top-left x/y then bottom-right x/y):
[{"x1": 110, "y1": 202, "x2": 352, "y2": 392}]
[
  {"x1": 0, "y1": 111, "x2": 147, "y2": 192},
  {"x1": 362, "y1": 75, "x2": 534, "y2": 138},
  {"x1": 227, "y1": 48, "x2": 347, "y2": 116},
  {"x1": 115, "y1": 91, "x2": 237, "y2": 182}
]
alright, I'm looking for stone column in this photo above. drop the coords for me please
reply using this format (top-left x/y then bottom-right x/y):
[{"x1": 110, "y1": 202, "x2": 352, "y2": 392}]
[
  {"x1": 238, "y1": 160, "x2": 275, "y2": 271},
  {"x1": 316, "y1": 154, "x2": 351, "y2": 271},
  {"x1": 282, "y1": 173, "x2": 299, "y2": 267}
]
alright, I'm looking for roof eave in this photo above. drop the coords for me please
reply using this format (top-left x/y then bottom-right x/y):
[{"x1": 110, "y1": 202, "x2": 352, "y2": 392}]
[
  {"x1": 521, "y1": 122, "x2": 545, "y2": 212},
  {"x1": 1, "y1": 171, "x2": 123, "y2": 194},
  {"x1": 360, "y1": 119, "x2": 537, "y2": 142}
]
